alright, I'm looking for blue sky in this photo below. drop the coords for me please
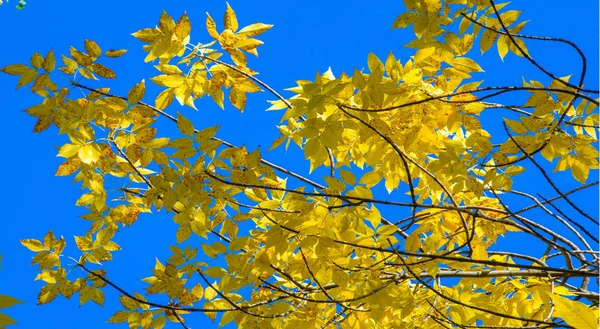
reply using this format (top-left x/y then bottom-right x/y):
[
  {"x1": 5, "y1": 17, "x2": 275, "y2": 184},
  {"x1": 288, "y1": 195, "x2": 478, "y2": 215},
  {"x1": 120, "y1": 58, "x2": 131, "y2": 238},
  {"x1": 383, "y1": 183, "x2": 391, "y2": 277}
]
[{"x1": 0, "y1": 1, "x2": 598, "y2": 328}]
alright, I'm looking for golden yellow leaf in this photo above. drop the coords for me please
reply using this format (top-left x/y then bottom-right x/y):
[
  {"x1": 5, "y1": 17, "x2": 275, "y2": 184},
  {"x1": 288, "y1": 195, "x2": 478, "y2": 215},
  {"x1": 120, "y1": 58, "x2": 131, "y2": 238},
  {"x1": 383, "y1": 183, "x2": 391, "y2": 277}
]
[
  {"x1": 149, "y1": 74, "x2": 184, "y2": 88},
  {"x1": 391, "y1": 12, "x2": 417, "y2": 29},
  {"x1": 120, "y1": 296, "x2": 138, "y2": 310},
  {"x1": 91, "y1": 63, "x2": 116, "y2": 79},
  {"x1": 37, "y1": 284, "x2": 58, "y2": 305},
  {"x1": 206, "y1": 13, "x2": 220, "y2": 39},
  {"x1": 104, "y1": 49, "x2": 128, "y2": 58},
  {"x1": 107, "y1": 311, "x2": 131, "y2": 324},
  {"x1": 78, "y1": 144, "x2": 101, "y2": 164},
  {"x1": 224, "y1": 2, "x2": 238, "y2": 32},
  {"x1": 0, "y1": 295, "x2": 24, "y2": 309},
  {"x1": 16, "y1": 67, "x2": 38, "y2": 89},
  {"x1": 237, "y1": 23, "x2": 273, "y2": 37},
  {"x1": 152, "y1": 316, "x2": 167, "y2": 329},
  {"x1": 155, "y1": 88, "x2": 174, "y2": 110},
  {"x1": 230, "y1": 49, "x2": 246, "y2": 67},
  {"x1": 235, "y1": 38, "x2": 263, "y2": 51},
  {"x1": 174, "y1": 12, "x2": 191, "y2": 40},
  {"x1": 128, "y1": 79, "x2": 145, "y2": 104},
  {"x1": 55, "y1": 157, "x2": 81, "y2": 176},
  {"x1": 204, "y1": 267, "x2": 227, "y2": 278},
  {"x1": 177, "y1": 113, "x2": 195, "y2": 136},
  {"x1": 551, "y1": 294, "x2": 599, "y2": 329},
  {"x1": 0, "y1": 63, "x2": 29, "y2": 76},
  {"x1": 70, "y1": 47, "x2": 93, "y2": 66},
  {"x1": 30, "y1": 52, "x2": 44, "y2": 68},
  {"x1": 176, "y1": 224, "x2": 192, "y2": 243},
  {"x1": 20, "y1": 239, "x2": 47, "y2": 252},
  {"x1": 42, "y1": 49, "x2": 55, "y2": 72},
  {"x1": 204, "y1": 283, "x2": 218, "y2": 300},
  {"x1": 497, "y1": 34, "x2": 509, "y2": 60},
  {"x1": 367, "y1": 52, "x2": 384, "y2": 73},
  {"x1": 480, "y1": 29, "x2": 498, "y2": 54},
  {"x1": 131, "y1": 28, "x2": 162, "y2": 43},
  {"x1": 84, "y1": 39, "x2": 102, "y2": 58},
  {"x1": 228, "y1": 87, "x2": 246, "y2": 111}
]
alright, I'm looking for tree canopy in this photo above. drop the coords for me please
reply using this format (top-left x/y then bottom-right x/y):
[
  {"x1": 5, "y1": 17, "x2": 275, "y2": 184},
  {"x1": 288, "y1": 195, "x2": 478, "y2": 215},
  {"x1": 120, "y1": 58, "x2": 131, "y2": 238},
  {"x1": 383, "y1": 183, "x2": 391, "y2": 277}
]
[{"x1": 1, "y1": 1, "x2": 598, "y2": 328}]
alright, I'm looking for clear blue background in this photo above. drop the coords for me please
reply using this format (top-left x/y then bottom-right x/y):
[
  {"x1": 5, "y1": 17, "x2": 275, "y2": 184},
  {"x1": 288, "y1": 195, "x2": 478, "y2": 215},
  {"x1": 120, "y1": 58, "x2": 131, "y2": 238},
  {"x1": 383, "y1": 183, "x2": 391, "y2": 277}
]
[{"x1": 0, "y1": 0, "x2": 598, "y2": 328}]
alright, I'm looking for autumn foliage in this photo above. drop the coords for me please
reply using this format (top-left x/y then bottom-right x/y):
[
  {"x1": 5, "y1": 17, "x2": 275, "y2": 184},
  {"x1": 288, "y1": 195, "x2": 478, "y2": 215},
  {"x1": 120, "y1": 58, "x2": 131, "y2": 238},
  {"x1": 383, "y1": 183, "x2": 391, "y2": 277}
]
[{"x1": 1, "y1": 0, "x2": 599, "y2": 328}]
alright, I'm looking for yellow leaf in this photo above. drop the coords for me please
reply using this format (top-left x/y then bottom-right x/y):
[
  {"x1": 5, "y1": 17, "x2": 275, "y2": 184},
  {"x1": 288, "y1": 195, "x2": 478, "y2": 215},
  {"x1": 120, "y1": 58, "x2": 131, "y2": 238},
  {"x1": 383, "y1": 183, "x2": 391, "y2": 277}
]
[
  {"x1": 176, "y1": 224, "x2": 192, "y2": 243},
  {"x1": 91, "y1": 63, "x2": 116, "y2": 79},
  {"x1": 480, "y1": 29, "x2": 498, "y2": 54},
  {"x1": 204, "y1": 282, "x2": 218, "y2": 300},
  {"x1": 340, "y1": 169, "x2": 356, "y2": 186},
  {"x1": 120, "y1": 296, "x2": 138, "y2": 310},
  {"x1": 0, "y1": 63, "x2": 29, "y2": 76},
  {"x1": 404, "y1": 232, "x2": 421, "y2": 253},
  {"x1": 177, "y1": 113, "x2": 195, "y2": 136},
  {"x1": 359, "y1": 171, "x2": 382, "y2": 188},
  {"x1": 0, "y1": 313, "x2": 17, "y2": 327},
  {"x1": 31, "y1": 73, "x2": 49, "y2": 93},
  {"x1": 497, "y1": 34, "x2": 509, "y2": 60},
  {"x1": 38, "y1": 284, "x2": 58, "y2": 305},
  {"x1": 230, "y1": 49, "x2": 247, "y2": 67},
  {"x1": 84, "y1": 39, "x2": 102, "y2": 58},
  {"x1": 472, "y1": 245, "x2": 488, "y2": 260},
  {"x1": 0, "y1": 295, "x2": 24, "y2": 309},
  {"x1": 208, "y1": 72, "x2": 227, "y2": 95},
  {"x1": 235, "y1": 38, "x2": 263, "y2": 51},
  {"x1": 42, "y1": 49, "x2": 55, "y2": 73},
  {"x1": 78, "y1": 144, "x2": 101, "y2": 164},
  {"x1": 499, "y1": 10, "x2": 521, "y2": 27},
  {"x1": 58, "y1": 144, "x2": 82, "y2": 158},
  {"x1": 43, "y1": 231, "x2": 55, "y2": 249},
  {"x1": 391, "y1": 12, "x2": 417, "y2": 29},
  {"x1": 105, "y1": 49, "x2": 128, "y2": 58},
  {"x1": 140, "y1": 311, "x2": 152, "y2": 329},
  {"x1": 204, "y1": 267, "x2": 227, "y2": 278},
  {"x1": 30, "y1": 52, "x2": 44, "y2": 68},
  {"x1": 91, "y1": 288, "x2": 104, "y2": 306},
  {"x1": 107, "y1": 310, "x2": 131, "y2": 324},
  {"x1": 150, "y1": 74, "x2": 184, "y2": 88},
  {"x1": 131, "y1": 28, "x2": 162, "y2": 43},
  {"x1": 152, "y1": 316, "x2": 167, "y2": 329},
  {"x1": 453, "y1": 57, "x2": 484, "y2": 73},
  {"x1": 136, "y1": 128, "x2": 157, "y2": 144},
  {"x1": 16, "y1": 67, "x2": 38, "y2": 89},
  {"x1": 367, "y1": 52, "x2": 384, "y2": 73},
  {"x1": 155, "y1": 88, "x2": 174, "y2": 110},
  {"x1": 74, "y1": 236, "x2": 92, "y2": 251},
  {"x1": 55, "y1": 157, "x2": 81, "y2": 176},
  {"x1": 228, "y1": 87, "x2": 246, "y2": 111},
  {"x1": 571, "y1": 159, "x2": 589, "y2": 184},
  {"x1": 195, "y1": 125, "x2": 220, "y2": 143},
  {"x1": 508, "y1": 37, "x2": 530, "y2": 58},
  {"x1": 224, "y1": 2, "x2": 238, "y2": 32},
  {"x1": 128, "y1": 79, "x2": 145, "y2": 104},
  {"x1": 551, "y1": 294, "x2": 599, "y2": 329},
  {"x1": 376, "y1": 225, "x2": 397, "y2": 236},
  {"x1": 237, "y1": 23, "x2": 273, "y2": 37},
  {"x1": 206, "y1": 13, "x2": 220, "y2": 39},
  {"x1": 174, "y1": 13, "x2": 191, "y2": 40},
  {"x1": 79, "y1": 286, "x2": 94, "y2": 306},
  {"x1": 157, "y1": 11, "x2": 175, "y2": 35},
  {"x1": 70, "y1": 47, "x2": 93, "y2": 66},
  {"x1": 20, "y1": 239, "x2": 47, "y2": 252}
]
